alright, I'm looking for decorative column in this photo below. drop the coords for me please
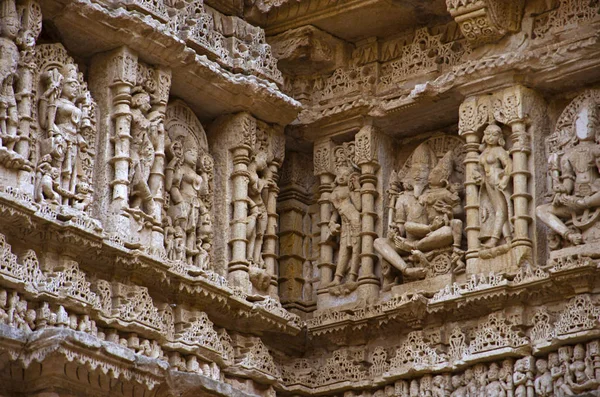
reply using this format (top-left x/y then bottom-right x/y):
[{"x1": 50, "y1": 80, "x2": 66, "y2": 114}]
[
  {"x1": 14, "y1": 0, "x2": 41, "y2": 193},
  {"x1": 264, "y1": 128, "x2": 285, "y2": 298},
  {"x1": 458, "y1": 96, "x2": 490, "y2": 268},
  {"x1": 492, "y1": 86, "x2": 536, "y2": 264},
  {"x1": 313, "y1": 139, "x2": 336, "y2": 307},
  {"x1": 228, "y1": 113, "x2": 256, "y2": 293},
  {"x1": 355, "y1": 124, "x2": 380, "y2": 300},
  {"x1": 148, "y1": 67, "x2": 171, "y2": 252},
  {"x1": 278, "y1": 152, "x2": 314, "y2": 313},
  {"x1": 107, "y1": 47, "x2": 138, "y2": 226}
]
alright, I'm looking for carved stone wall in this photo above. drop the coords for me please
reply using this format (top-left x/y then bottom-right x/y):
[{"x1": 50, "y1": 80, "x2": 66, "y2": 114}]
[{"x1": 0, "y1": 0, "x2": 600, "y2": 396}]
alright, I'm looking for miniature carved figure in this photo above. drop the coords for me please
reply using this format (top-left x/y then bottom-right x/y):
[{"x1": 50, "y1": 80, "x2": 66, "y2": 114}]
[
  {"x1": 327, "y1": 165, "x2": 362, "y2": 287},
  {"x1": 246, "y1": 149, "x2": 271, "y2": 267},
  {"x1": 0, "y1": 0, "x2": 19, "y2": 157},
  {"x1": 475, "y1": 124, "x2": 513, "y2": 248},
  {"x1": 450, "y1": 374, "x2": 467, "y2": 397},
  {"x1": 500, "y1": 359, "x2": 514, "y2": 397},
  {"x1": 537, "y1": 100, "x2": 600, "y2": 246},
  {"x1": 129, "y1": 88, "x2": 158, "y2": 214},
  {"x1": 486, "y1": 363, "x2": 506, "y2": 397},
  {"x1": 34, "y1": 154, "x2": 61, "y2": 205},
  {"x1": 535, "y1": 358, "x2": 553, "y2": 397},
  {"x1": 564, "y1": 343, "x2": 598, "y2": 394},
  {"x1": 0, "y1": 290, "x2": 8, "y2": 324}
]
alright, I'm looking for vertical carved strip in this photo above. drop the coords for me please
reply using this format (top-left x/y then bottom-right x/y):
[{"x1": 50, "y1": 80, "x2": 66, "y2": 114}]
[
  {"x1": 108, "y1": 47, "x2": 137, "y2": 206},
  {"x1": 355, "y1": 125, "x2": 380, "y2": 295},
  {"x1": 313, "y1": 139, "x2": 335, "y2": 304},
  {"x1": 228, "y1": 113, "x2": 256, "y2": 293},
  {"x1": 264, "y1": 130, "x2": 285, "y2": 298},
  {"x1": 459, "y1": 96, "x2": 489, "y2": 264}
]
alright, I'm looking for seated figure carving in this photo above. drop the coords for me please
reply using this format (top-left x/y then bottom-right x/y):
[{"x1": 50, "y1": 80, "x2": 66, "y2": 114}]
[
  {"x1": 375, "y1": 142, "x2": 464, "y2": 286},
  {"x1": 537, "y1": 100, "x2": 600, "y2": 247}
]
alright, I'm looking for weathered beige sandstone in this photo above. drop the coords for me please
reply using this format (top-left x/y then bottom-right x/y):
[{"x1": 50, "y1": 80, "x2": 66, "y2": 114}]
[{"x1": 0, "y1": 0, "x2": 600, "y2": 396}]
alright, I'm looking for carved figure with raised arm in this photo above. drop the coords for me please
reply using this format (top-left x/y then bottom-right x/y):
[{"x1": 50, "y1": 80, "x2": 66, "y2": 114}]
[
  {"x1": 475, "y1": 124, "x2": 513, "y2": 249},
  {"x1": 327, "y1": 165, "x2": 362, "y2": 287}
]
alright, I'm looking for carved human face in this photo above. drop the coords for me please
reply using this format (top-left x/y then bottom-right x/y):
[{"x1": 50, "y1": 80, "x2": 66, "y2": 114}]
[
  {"x1": 536, "y1": 359, "x2": 548, "y2": 373},
  {"x1": 464, "y1": 368, "x2": 473, "y2": 381},
  {"x1": 575, "y1": 105, "x2": 598, "y2": 141},
  {"x1": 548, "y1": 353, "x2": 559, "y2": 368},
  {"x1": 488, "y1": 363, "x2": 499, "y2": 380},
  {"x1": 171, "y1": 141, "x2": 183, "y2": 159},
  {"x1": 410, "y1": 164, "x2": 429, "y2": 197},
  {"x1": 335, "y1": 167, "x2": 351, "y2": 186},
  {"x1": 184, "y1": 148, "x2": 197, "y2": 167},
  {"x1": 451, "y1": 375, "x2": 463, "y2": 389},
  {"x1": 483, "y1": 125, "x2": 502, "y2": 146},
  {"x1": 574, "y1": 344, "x2": 585, "y2": 360},
  {"x1": 2, "y1": 17, "x2": 19, "y2": 39},
  {"x1": 254, "y1": 151, "x2": 268, "y2": 171},
  {"x1": 62, "y1": 80, "x2": 79, "y2": 100}
]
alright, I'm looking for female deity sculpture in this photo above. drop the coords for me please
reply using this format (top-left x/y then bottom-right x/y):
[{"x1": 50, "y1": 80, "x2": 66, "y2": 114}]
[
  {"x1": 165, "y1": 139, "x2": 210, "y2": 268},
  {"x1": 0, "y1": 0, "x2": 19, "y2": 156},
  {"x1": 474, "y1": 124, "x2": 513, "y2": 249},
  {"x1": 327, "y1": 165, "x2": 362, "y2": 287},
  {"x1": 38, "y1": 64, "x2": 91, "y2": 206},
  {"x1": 564, "y1": 344, "x2": 598, "y2": 394}
]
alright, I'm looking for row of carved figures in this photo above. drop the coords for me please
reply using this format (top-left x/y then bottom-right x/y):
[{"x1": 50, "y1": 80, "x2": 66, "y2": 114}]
[
  {"x1": 314, "y1": 89, "x2": 600, "y2": 296},
  {"x1": 364, "y1": 343, "x2": 600, "y2": 397},
  {"x1": 0, "y1": 0, "x2": 280, "y2": 285}
]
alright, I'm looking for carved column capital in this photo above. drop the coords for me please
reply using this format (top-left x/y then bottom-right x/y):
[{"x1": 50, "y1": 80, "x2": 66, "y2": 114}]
[
  {"x1": 108, "y1": 46, "x2": 138, "y2": 87},
  {"x1": 313, "y1": 139, "x2": 336, "y2": 176},
  {"x1": 355, "y1": 124, "x2": 379, "y2": 167},
  {"x1": 458, "y1": 95, "x2": 493, "y2": 136},
  {"x1": 446, "y1": 0, "x2": 525, "y2": 46}
]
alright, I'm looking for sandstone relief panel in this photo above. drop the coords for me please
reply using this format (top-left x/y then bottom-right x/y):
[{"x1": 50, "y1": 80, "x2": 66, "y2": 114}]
[{"x1": 376, "y1": 135, "x2": 466, "y2": 294}]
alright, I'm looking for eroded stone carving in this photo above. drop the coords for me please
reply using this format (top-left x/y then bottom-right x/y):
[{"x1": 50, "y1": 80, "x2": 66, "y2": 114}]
[
  {"x1": 165, "y1": 100, "x2": 213, "y2": 275},
  {"x1": 537, "y1": 91, "x2": 600, "y2": 249},
  {"x1": 376, "y1": 136, "x2": 465, "y2": 289}
]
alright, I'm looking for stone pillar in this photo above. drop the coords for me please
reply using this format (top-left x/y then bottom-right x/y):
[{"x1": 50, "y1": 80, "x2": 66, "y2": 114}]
[
  {"x1": 209, "y1": 113, "x2": 258, "y2": 293},
  {"x1": 313, "y1": 139, "x2": 336, "y2": 307},
  {"x1": 492, "y1": 85, "x2": 537, "y2": 263},
  {"x1": 278, "y1": 152, "x2": 314, "y2": 313},
  {"x1": 107, "y1": 47, "x2": 138, "y2": 223},
  {"x1": 458, "y1": 96, "x2": 489, "y2": 267},
  {"x1": 264, "y1": 130, "x2": 285, "y2": 298},
  {"x1": 148, "y1": 67, "x2": 171, "y2": 251},
  {"x1": 15, "y1": 50, "x2": 36, "y2": 193},
  {"x1": 355, "y1": 124, "x2": 380, "y2": 300}
]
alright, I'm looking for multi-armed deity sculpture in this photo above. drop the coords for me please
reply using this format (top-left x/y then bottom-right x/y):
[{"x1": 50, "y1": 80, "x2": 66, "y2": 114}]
[
  {"x1": 537, "y1": 92, "x2": 600, "y2": 251},
  {"x1": 375, "y1": 137, "x2": 465, "y2": 291}
]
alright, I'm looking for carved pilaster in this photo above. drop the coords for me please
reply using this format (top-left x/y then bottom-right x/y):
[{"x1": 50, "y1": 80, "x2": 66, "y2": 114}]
[
  {"x1": 264, "y1": 128, "x2": 285, "y2": 298},
  {"x1": 355, "y1": 124, "x2": 380, "y2": 298},
  {"x1": 492, "y1": 86, "x2": 536, "y2": 258},
  {"x1": 459, "y1": 85, "x2": 541, "y2": 275},
  {"x1": 446, "y1": 0, "x2": 525, "y2": 46},
  {"x1": 313, "y1": 139, "x2": 336, "y2": 305},
  {"x1": 458, "y1": 95, "x2": 492, "y2": 265},
  {"x1": 229, "y1": 114, "x2": 256, "y2": 293},
  {"x1": 107, "y1": 47, "x2": 137, "y2": 208}
]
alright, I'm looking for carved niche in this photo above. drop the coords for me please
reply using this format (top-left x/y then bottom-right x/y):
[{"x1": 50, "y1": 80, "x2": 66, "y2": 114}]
[
  {"x1": 0, "y1": 0, "x2": 41, "y2": 186},
  {"x1": 536, "y1": 90, "x2": 600, "y2": 254},
  {"x1": 164, "y1": 100, "x2": 214, "y2": 276},
  {"x1": 375, "y1": 135, "x2": 466, "y2": 293},
  {"x1": 32, "y1": 44, "x2": 98, "y2": 216},
  {"x1": 96, "y1": 47, "x2": 171, "y2": 251}
]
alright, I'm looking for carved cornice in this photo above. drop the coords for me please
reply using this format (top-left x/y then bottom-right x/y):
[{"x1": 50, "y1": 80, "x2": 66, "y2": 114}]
[{"x1": 445, "y1": 0, "x2": 525, "y2": 46}]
